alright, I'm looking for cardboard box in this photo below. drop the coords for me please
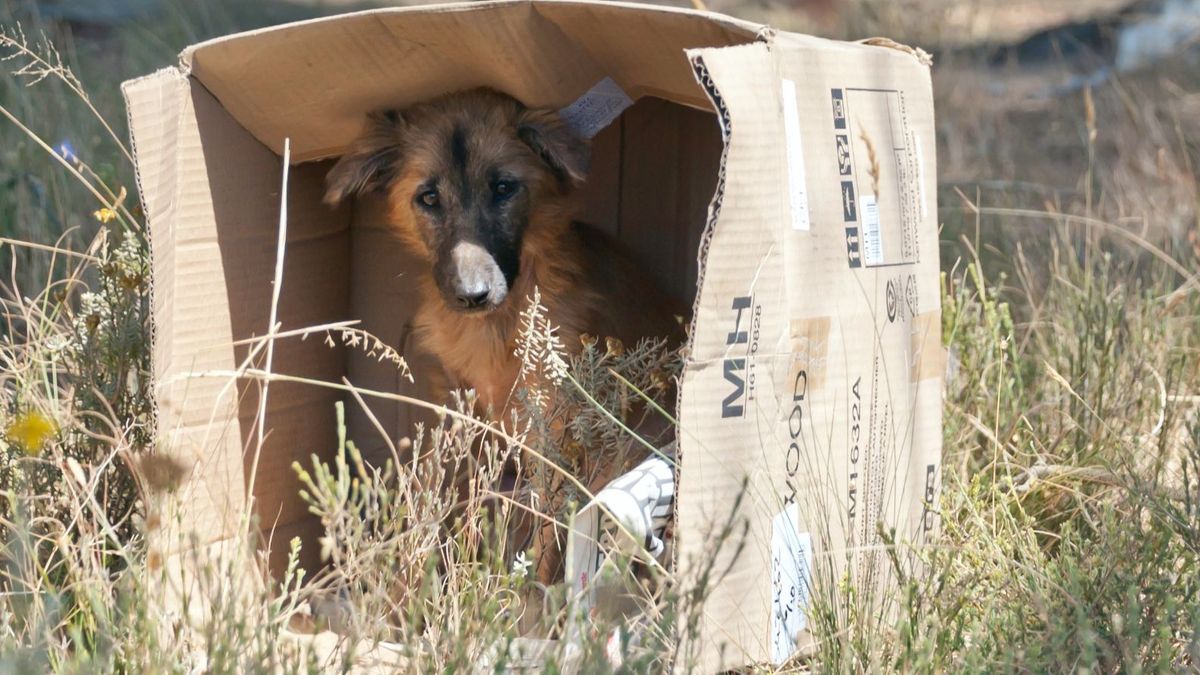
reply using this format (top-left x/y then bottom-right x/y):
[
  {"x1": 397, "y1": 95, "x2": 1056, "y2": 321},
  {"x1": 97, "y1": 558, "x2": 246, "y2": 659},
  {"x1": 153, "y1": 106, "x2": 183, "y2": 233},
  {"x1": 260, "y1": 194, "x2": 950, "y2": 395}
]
[{"x1": 122, "y1": 1, "x2": 942, "y2": 670}]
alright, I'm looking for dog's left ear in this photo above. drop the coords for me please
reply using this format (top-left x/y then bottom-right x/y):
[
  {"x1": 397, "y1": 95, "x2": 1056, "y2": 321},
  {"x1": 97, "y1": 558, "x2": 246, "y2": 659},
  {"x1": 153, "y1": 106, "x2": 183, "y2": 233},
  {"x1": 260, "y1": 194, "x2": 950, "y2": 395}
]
[
  {"x1": 517, "y1": 108, "x2": 589, "y2": 187},
  {"x1": 324, "y1": 110, "x2": 408, "y2": 206}
]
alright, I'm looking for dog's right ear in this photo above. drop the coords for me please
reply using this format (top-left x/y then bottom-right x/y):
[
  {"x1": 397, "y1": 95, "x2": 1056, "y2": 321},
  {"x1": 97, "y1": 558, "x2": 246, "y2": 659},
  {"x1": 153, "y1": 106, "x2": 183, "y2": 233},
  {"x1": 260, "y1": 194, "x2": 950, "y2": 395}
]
[
  {"x1": 323, "y1": 110, "x2": 407, "y2": 206},
  {"x1": 516, "y1": 107, "x2": 589, "y2": 188}
]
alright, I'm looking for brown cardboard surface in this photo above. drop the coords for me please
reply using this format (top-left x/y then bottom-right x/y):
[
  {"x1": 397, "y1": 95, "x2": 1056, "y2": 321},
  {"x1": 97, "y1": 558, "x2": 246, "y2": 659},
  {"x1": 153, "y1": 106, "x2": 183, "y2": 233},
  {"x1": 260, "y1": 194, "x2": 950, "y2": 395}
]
[
  {"x1": 677, "y1": 33, "x2": 941, "y2": 668},
  {"x1": 179, "y1": 0, "x2": 759, "y2": 162},
  {"x1": 124, "y1": 2, "x2": 941, "y2": 671},
  {"x1": 125, "y1": 69, "x2": 248, "y2": 546},
  {"x1": 124, "y1": 69, "x2": 350, "y2": 574}
]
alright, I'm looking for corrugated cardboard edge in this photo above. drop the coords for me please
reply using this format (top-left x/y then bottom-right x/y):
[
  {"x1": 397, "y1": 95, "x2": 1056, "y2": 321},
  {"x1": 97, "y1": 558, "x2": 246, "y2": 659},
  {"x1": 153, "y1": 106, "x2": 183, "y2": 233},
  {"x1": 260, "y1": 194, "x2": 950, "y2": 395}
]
[
  {"x1": 176, "y1": 0, "x2": 765, "y2": 73},
  {"x1": 672, "y1": 18, "x2": 779, "y2": 503},
  {"x1": 671, "y1": 44, "x2": 737, "y2": 632},
  {"x1": 120, "y1": 65, "x2": 190, "y2": 458},
  {"x1": 677, "y1": 39, "x2": 783, "y2": 671},
  {"x1": 679, "y1": 52, "x2": 734, "y2": 376},
  {"x1": 860, "y1": 37, "x2": 934, "y2": 67},
  {"x1": 121, "y1": 66, "x2": 271, "y2": 625},
  {"x1": 121, "y1": 66, "x2": 185, "y2": 453}
]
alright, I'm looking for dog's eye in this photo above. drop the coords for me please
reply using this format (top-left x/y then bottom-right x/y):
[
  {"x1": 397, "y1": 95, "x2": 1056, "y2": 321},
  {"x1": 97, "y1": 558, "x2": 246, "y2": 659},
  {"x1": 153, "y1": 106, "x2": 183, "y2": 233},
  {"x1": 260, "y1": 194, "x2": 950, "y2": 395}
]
[
  {"x1": 493, "y1": 180, "x2": 519, "y2": 201},
  {"x1": 417, "y1": 189, "x2": 440, "y2": 209}
]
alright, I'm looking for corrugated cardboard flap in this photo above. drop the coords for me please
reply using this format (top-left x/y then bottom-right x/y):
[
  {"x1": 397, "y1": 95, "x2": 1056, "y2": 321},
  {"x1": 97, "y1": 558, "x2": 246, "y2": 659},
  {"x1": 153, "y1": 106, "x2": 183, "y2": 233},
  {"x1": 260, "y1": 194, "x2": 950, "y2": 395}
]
[
  {"x1": 123, "y1": 67, "x2": 249, "y2": 544},
  {"x1": 123, "y1": 63, "x2": 350, "y2": 570},
  {"x1": 176, "y1": 0, "x2": 761, "y2": 161}
]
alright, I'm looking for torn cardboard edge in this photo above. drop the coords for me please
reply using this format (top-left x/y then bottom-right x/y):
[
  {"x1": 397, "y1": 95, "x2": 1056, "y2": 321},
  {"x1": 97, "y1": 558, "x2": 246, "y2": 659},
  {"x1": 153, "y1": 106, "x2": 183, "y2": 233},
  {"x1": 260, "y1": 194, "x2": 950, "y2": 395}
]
[{"x1": 860, "y1": 37, "x2": 934, "y2": 66}]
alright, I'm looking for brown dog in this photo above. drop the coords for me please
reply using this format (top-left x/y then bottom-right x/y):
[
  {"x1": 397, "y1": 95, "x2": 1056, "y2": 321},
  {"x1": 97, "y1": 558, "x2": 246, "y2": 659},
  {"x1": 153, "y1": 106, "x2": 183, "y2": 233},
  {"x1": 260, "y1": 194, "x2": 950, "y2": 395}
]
[
  {"x1": 324, "y1": 88, "x2": 681, "y2": 582},
  {"x1": 325, "y1": 88, "x2": 680, "y2": 413}
]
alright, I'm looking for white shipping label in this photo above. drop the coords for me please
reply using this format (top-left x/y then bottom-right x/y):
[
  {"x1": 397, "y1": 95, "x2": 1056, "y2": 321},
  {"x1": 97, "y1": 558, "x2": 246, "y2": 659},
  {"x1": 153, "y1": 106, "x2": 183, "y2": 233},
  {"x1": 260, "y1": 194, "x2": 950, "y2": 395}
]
[
  {"x1": 558, "y1": 77, "x2": 633, "y2": 139},
  {"x1": 861, "y1": 194, "x2": 883, "y2": 266},
  {"x1": 781, "y1": 79, "x2": 811, "y2": 231},
  {"x1": 770, "y1": 507, "x2": 813, "y2": 664}
]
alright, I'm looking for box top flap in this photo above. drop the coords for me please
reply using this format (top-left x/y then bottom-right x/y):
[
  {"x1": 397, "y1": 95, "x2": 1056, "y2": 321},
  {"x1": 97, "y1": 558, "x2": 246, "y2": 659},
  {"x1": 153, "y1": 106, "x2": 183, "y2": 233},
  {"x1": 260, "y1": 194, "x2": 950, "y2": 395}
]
[{"x1": 169, "y1": 0, "x2": 763, "y2": 161}]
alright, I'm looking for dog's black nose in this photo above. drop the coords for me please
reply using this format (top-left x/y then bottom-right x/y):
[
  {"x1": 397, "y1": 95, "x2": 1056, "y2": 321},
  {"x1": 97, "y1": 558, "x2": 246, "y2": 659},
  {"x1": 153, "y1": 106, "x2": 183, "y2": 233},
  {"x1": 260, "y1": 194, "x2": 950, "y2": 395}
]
[{"x1": 457, "y1": 289, "x2": 490, "y2": 309}]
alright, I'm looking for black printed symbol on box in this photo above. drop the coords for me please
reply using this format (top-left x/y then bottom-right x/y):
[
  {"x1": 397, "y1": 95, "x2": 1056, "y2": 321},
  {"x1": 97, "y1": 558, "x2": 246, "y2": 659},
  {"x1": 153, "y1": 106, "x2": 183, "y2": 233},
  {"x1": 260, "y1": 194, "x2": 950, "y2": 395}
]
[
  {"x1": 885, "y1": 278, "x2": 898, "y2": 322},
  {"x1": 721, "y1": 296, "x2": 752, "y2": 419},
  {"x1": 904, "y1": 274, "x2": 918, "y2": 318},
  {"x1": 841, "y1": 181, "x2": 857, "y2": 222},
  {"x1": 922, "y1": 464, "x2": 938, "y2": 532},
  {"x1": 831, "y1": 89, "x2": 846, "y2": 130},
  {"x1": 845, "y1": 227, "x2": 862, "y2": 268},
  {"x1": 836, "y1": 134, "x2": 852, "y2": 176}
]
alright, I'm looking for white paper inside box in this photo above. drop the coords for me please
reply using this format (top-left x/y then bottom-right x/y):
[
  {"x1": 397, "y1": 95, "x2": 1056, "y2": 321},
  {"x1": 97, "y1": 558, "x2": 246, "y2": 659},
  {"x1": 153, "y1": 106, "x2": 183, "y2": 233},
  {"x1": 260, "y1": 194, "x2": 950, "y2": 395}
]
[{"x1": 121, "y1": 2, "x2": 942, "y2": 671}]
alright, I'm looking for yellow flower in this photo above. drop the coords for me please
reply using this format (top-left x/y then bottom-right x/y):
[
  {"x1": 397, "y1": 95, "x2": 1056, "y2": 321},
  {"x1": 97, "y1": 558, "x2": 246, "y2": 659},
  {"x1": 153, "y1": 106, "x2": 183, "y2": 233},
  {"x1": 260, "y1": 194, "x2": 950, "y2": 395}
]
[
  {"x1": 92, "y1": 207, "x2": 117, "y2": 223},
  {"x1": 604, "y1": 336, "x2": 625, "y2": 358},
  {"x1": 6, "y1": 412, "x2": 57, "y2": 456}
]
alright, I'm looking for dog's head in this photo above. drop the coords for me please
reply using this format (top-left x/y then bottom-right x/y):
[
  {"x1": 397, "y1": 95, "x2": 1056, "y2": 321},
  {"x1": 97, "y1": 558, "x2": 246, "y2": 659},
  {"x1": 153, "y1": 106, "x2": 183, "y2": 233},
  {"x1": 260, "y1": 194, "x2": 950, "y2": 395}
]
[{"x1": 324, "y1": 88, "x2": 588, "y2": 313}]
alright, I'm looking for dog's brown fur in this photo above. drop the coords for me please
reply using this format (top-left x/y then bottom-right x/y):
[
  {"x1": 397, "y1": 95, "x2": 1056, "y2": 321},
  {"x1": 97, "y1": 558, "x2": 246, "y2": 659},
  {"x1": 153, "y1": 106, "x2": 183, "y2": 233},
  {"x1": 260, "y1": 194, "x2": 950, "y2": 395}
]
[
  {"x1": 325, "y1": 89, "x2": 682, "y2": 583},
  {"x1": 326, "y1": 88, "x2": 682, "y2": 413}
]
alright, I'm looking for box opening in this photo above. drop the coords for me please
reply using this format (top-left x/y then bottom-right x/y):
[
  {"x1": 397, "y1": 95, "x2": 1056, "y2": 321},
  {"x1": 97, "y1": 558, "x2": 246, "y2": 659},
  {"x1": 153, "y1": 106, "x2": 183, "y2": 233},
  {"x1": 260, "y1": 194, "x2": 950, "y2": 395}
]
[
  {"x1": 212, "y1": 93, "x2": 722, "y2": 576},
  {"x1": 135, "y1": 2, "x2": 755, "y2": 577}
]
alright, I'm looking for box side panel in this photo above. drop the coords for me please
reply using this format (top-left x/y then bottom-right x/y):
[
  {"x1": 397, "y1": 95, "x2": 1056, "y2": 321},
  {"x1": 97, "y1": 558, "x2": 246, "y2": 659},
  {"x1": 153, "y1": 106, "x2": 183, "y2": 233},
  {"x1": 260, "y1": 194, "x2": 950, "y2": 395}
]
[
  {"x1": 125, "y1": 69, "x2": 247, "y2": 546},
  {"x1": 190, "y1": 92, "x2": 351, "y2": 576},
  {"x1": 574, "y1": 117, "x2": 622, "y2": 238},
  {"x1": 617, "y1": 98, "x2": 722, "y2": 305},
  {"x1": 676, "y1": 42, "x2": 788, "y2": 671},
  {"x1": 677, "y1": 38, "x2": 942, "y2": 670},
  {"x1": 769, "y1": 38, "x2": 942, "y2": 658},
  {"x1": 125, "y1": 73, "x2": 351, "y2": 575}
]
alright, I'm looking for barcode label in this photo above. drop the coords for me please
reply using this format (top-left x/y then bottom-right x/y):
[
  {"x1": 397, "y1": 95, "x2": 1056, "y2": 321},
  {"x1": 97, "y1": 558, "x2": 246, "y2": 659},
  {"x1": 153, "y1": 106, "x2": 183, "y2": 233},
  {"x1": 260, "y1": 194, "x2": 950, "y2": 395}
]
[{"x1": 861, "y1": 194, "x2": 883, "y2": 265}]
